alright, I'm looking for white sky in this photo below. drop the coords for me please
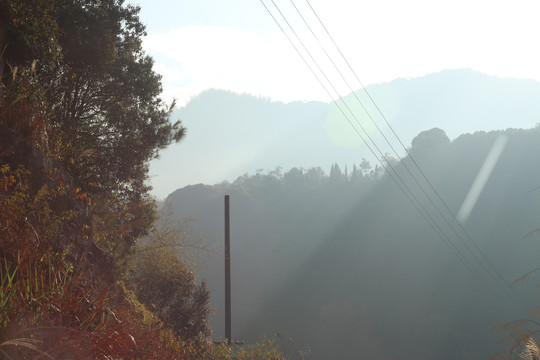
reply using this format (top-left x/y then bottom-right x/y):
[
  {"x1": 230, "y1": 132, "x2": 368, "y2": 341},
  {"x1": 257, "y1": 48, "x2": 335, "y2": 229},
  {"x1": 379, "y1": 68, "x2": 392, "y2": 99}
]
[
  {"x1": 129, "y1": 0, "x2": 540, "y2": 198},
  {"x1": 133, "y1": 0, "x2": 540, "y2": 106}
]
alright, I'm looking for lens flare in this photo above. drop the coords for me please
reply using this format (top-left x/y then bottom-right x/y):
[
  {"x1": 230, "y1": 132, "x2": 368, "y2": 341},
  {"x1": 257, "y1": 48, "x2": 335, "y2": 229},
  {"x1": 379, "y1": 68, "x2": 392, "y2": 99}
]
[{"x1": 457, "y1": 135, "x2": 507, "y2": 223}]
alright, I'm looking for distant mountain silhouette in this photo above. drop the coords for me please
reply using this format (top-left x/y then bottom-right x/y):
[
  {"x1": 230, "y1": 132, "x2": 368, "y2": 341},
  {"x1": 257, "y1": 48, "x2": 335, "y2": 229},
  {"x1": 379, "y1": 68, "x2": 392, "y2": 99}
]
[{"x1": 151, "y1": 69, "x2": 540, "y2": 196}]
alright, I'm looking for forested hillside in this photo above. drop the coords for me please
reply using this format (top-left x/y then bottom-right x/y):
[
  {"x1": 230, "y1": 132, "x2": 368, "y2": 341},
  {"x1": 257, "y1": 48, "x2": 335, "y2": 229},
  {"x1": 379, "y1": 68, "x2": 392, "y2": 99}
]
[
  {"x1": 165, "y1": 126, "x2": 540, "y2": 360},
  {"x1": 0, "y1": 1, "x2": 292, "y2": 359}
]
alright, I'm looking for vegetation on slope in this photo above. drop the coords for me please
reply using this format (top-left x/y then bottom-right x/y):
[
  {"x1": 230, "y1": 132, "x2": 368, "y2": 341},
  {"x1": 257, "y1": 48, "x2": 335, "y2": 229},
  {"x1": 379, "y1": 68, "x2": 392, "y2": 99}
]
[
  {"x1": 0, "y1": 0, "x2": 297, "y2": 358},
  {"x1": 166, "y1": 128, "x2": 540, "y2": 360}
]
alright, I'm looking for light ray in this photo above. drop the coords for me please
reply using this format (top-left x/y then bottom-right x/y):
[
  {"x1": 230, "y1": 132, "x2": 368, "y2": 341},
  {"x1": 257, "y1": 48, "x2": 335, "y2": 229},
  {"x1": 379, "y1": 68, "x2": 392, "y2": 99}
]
[{"x1": 457, "y1": 135, "x2": 507, "y2": 223}]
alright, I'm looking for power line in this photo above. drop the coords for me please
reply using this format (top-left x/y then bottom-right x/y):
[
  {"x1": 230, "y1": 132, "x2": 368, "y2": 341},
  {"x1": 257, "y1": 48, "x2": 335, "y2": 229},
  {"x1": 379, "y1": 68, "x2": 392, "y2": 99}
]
[
  {"x1": 258, "y1": 0, "x2": 517, "y2": 308},
  {"x1": 259, "y1": 0, "x2": 532, "y2": 312},
  {"x1": 300, "y1": 0, "x2": 533, "y2": 313}
]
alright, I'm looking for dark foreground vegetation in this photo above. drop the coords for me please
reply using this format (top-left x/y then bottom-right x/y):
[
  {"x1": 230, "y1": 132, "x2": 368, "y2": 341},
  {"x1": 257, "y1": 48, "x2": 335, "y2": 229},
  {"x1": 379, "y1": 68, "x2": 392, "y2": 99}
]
[{"x1": 0, "y1": 0, "x2": 295, "y2": 358}]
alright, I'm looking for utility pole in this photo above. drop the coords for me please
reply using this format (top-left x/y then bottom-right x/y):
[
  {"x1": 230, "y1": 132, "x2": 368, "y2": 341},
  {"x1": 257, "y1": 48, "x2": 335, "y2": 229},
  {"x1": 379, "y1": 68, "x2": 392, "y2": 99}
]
[{"x1": 224, "y1": 195, "x2": 231, "y2": 345}]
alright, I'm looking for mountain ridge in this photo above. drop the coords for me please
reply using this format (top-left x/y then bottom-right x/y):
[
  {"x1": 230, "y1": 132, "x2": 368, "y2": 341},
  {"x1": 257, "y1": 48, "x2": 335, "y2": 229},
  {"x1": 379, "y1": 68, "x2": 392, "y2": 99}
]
[{"x1": 151, "y1": 68, "x2": 540, "y2": 198}]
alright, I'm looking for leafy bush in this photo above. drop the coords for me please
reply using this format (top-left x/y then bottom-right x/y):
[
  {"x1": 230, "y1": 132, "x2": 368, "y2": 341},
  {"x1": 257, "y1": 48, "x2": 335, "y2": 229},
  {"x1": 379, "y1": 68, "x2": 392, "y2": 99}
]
[
  {"x1": 203, "y1": 336, "x2": 299, "y2": 360},
  {"x1": 127, "y1": 214, "x2": 212, "y2": 343}
]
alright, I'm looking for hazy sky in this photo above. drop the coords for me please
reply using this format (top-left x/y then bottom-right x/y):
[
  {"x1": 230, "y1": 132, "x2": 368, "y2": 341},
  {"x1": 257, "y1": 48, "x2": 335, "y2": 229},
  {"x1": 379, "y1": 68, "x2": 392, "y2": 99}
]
[
  {"x1": 129, "y1": 0, "x2": 540, "y2": 198},
  {"x1": 132, "y1": 0, "x2": 540, "y2": 105}
]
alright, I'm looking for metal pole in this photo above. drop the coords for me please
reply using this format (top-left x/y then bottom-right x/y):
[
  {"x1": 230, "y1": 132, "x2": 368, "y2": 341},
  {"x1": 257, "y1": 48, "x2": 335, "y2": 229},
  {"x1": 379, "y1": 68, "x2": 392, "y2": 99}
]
[{"x1": 224, "y1": 195, "x2": 231, "y2": 345}]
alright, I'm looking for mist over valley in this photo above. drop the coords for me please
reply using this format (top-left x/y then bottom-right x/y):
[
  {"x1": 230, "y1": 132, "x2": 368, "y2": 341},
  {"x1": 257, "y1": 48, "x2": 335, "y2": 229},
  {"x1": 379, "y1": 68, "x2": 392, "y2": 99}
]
[{"x1": 159, "y1": 69, "x2": 540, "y2": 359}]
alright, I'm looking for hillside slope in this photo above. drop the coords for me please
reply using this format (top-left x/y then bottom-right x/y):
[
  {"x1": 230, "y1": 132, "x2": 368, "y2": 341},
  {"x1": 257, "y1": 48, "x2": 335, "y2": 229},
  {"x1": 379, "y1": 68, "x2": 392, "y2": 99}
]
[{"x1": 165, "y1": 126, "x2": 540, "y2": 360}]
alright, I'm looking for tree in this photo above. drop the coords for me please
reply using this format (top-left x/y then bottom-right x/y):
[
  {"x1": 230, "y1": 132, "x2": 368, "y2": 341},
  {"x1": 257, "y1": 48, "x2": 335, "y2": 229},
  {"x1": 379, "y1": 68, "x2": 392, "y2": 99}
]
[
  {"x1": 283, "y1": 167, "x2": 304, "y2": 188},
  {"x1": 304, "y1": 167, "x2": 326, "y2": 189},
  {"x1": 1, "y1": 0, "x2": 186, "y2": 258},
  {"x1": 329, "y1": 163, "x2": 345, "y2": 184},
  {"x1": 350, "y1": 164, "x2": 360, "y2": 184},
  {"x1": 128, "y1": 212, "x2": 212, "y2": 343},
  {"x1": 410, "y1": 128, "x2": 450, "y2": 157},
  {"x1": 359, "y1": 158, "x2": 371, "y2": 176}
]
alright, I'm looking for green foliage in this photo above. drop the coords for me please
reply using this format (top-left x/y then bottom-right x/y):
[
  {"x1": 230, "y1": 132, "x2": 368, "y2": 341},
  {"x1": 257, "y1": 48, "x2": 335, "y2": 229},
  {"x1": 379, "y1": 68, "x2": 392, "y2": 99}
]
[
  {"x1": 409, "y1": 127, "x2": 451, "y2": 159},
  {"x1": 0, "y1": 1, "x2": 301, "y2": 358},
  {"x1": 53, "y1": 0, "x2": 184, "y2": 196},
  {"x1": 0, "y1": 165, "x2": 216, "y2": 359},
  {"x1": 92, "y1": 195, "x2": 158, "y2": 270},
  {"x1": 0, "y1": 0, "x2": 60, "y2": 69},
  {"x1": 0, "y1": 164, "x2": 87, "y2": 260},
  {"x1": 1, "y1": 0, "x2": 186, "y2": 261},
  {"x1": 206, "y1": 336, "x2": 298, "y2": 360},
  {"x1": 0, "y1": 163, "x2": 128, "y2": 358},
  {"x1": 127, "y1": 214, "x2": 212, "y2": 343},
  {"x1": 233, "y1": 162, "x2": 380, "y2": 191}
]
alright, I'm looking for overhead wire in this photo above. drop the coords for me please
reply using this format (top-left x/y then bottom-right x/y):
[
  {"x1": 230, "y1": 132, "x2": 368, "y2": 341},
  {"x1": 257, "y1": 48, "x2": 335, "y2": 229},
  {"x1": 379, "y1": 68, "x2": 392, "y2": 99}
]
[
  {"x1": 258, "y1": 0, "x2": 515, "y2": 307},
  {"x1": 292, "y1": 0, "x2": 533, "y2": 312},
  {"x1": 259, "y1": 0, "x2": 532, "y2": 312},
  {"x1": 300, "y1": 0, "x2": 533, "y2": 313}
]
